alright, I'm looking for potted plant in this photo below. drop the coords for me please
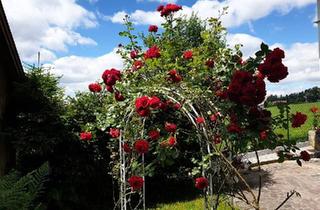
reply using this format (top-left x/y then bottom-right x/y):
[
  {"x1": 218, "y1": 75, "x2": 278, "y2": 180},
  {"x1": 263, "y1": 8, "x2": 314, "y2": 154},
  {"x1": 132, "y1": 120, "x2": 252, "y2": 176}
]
[{"x1": 308, "y1": 105, "x2": 320, "y2": 150}]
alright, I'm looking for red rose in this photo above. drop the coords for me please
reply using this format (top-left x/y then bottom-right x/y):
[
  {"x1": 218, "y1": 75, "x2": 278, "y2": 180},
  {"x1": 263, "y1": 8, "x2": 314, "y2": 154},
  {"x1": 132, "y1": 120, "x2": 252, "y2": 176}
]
[
  {"x1": 133, "y1": 60, "x2": 144, "y2": 71},
  {"x1": 102, "y1": 68, "x2": 121, "y2": 86},
  {"x1": 148, "y1": 130, "x2": 160, "y2": 140},
  {"x1": 80, "y1": 132, "x2": 92, "y2": 141},
  {"x1": 149, "y1": 96, "x2": 161, "y2": 109},
  {"x1": 168, "y1": 136, "x2": 176, "y2": 146},
  {"x1": 183, "y1": 50, "x2": 193, "y2": 60},
  {"x1": 88, "y1": 83, "x2": 102, "y2": 93},
  {"x1": 205, "y1": 59, "x2": 215, "y2": 68},
  {"x1": 134, "y1": 139, "x2": 149, "y2": 154},
  {"x1": 109, "y1": 128, "x2": 120, "y2": 138},
  {"x1": 137, "y1": 109, "x2": 150, "y2": 117},
  {"x1": 195, "y1": 177, "x2": 208, "y2": 190},
  {"x1": 259, "y1": 131, "x2": 268, "y2": 140},
  {"x1": 144, "y1": 45, "x2": 161, "y2": 59},
  {"x1": 215, "y1": 89, "x2": 228, "y2": 99},
  {"x1": 115, "y1": 91, "x2": 125, "y2": 101},
  {"x1": 128, "y1": 176, "x2": 144, "y2": 191},
  {"x1": 148, "y1": 25, "x2": 158, "y2": 32},
  {"x1": 227, "y1": 123, "x2": 241, "y2": 133},
  {"x1": 167, "y1": 69, "x2": 182, "y2": 83},
  {"x1": 210, "y1": 113, "x2": 217, "y2": 122},
  {"x1": 196, "y1": 117, "x2": 205, "y2": 124},
  {"x1": 135, "y1": 96, "x2": 151, "y2": 117},
  {"x1": 106, "y1": 85, "x2": 114, "y2": 93},
  {"x1": 158, "y1": 3, "x2": 182, "y2": 16},
  {"x1": 300, "y1": 150, "x2": 311, "y2": 161},
  {"x1": 123, "y1": 143, "x2": 131, "y2": 153},
  {"x1": 165, "y1": 122, "x2": 177, "y2": 133},
  {"x1": 213, "y1": 135, "x2": 221, "y2": 144},
  {"x1": 173, "y1": 103, "x2": 181, "y2": 110},
  {"x1": 310, "y1": 106, "x2": 318, "y2": 113},
  {"x1": 291, "y1": 112, "x2": 307, "y2": 128},
  {"x1": 130, "y1": 50, "x2": 138, "y2": 59},
  {"x1": 258, "y1": 47, "x2": 288, "y2": 83}
]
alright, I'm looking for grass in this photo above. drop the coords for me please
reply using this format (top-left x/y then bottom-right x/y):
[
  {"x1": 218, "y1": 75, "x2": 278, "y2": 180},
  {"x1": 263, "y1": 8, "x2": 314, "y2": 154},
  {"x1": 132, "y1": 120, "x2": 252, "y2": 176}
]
[
  {"x1": 151, "y1": 197, "x2": 237, "y2": 210},
  {"x1": 268, "y1": 102, "x2": 320, "y2": 142}
]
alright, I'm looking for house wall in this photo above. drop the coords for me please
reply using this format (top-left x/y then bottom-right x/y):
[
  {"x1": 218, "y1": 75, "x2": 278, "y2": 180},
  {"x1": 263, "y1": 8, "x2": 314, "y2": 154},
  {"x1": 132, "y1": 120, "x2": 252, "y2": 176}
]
[{"x1": 0, "y1": 62, "x2": 9, "y2": 176}]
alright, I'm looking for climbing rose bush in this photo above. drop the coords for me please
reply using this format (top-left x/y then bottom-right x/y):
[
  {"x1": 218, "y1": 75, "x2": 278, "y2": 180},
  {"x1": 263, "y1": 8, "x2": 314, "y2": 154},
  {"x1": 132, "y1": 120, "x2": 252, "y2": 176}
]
[{"x1": 78, "y1": 3, "x2": 308, "y2": 209}]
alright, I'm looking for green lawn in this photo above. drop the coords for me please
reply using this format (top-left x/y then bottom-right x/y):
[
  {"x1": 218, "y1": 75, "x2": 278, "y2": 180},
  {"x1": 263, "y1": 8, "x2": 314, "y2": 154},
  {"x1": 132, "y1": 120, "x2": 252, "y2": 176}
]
[
  {"x1": 268, "y1": 102, "x2": 320, "y2": 142},
  {"x1": 152, "y1": 197, "x2": 237, "y2": 210}
]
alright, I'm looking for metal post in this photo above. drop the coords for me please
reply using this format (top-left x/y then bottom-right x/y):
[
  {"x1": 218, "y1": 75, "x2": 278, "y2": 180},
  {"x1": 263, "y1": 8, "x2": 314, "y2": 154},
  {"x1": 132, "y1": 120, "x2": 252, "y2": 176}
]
[{"x1": 316, "y1": 0, "x2": 320, "y2": 58}]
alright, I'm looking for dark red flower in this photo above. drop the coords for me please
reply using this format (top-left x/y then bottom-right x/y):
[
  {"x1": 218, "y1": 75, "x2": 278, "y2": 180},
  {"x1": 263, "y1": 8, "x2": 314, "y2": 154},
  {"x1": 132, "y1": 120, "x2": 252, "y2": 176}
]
[
  {"x1": 259, "y1": 131, "x2": 268, "y2": 140},
  {"x1": 128, "y1": 176, "x2": 144, "y2": 191},
  {"x1": 88, "y1": 83, "x2": 102, "y2": 93},
  {"x1": 173, "y1": 103, "x2": 181, "y2": 110},
  {"x1": 106, "y1": 85, "x2": 114, "y2": 93},
  {"x1": 215, "y1": 89, "x2": 228, "y2": 99},
  {"x1": 183, "y1": 50, "x2": 193, "y2": 60},
  {"x1": 227, "y1": 123, "x2": 242, "y2": 133},
  {"x1": 258, "y1": 47, "x2": 288, "y2": 83},
  {"x1": 167, "y1": 69, "x2": 182, "y2": 83},
  {"x1": 80, "y1": 132, "x2": 92, "y2": 141},
  {"x1": 158, "y1": 3, "x2": 182, "y2": 16},
  {"x1": 291, "y1": 112, "x2": 307, "y2": 128},
  {"x1": 148, "y1": 25, "x2": 158, "y2": 32},
  {"x1": 123, "y1": 143, "x2": 131, "y2": 153},
  {"x1": 165, "y1": 122, "x2": 177, "y2": 133},
  {"x1": 168, "y1": 136, "x2": 176, "y2": 146},
  {"x1": 109, "y1": 128, "x2": 120, "y2": 138},
  {"x1": 196, "y1": 117, "x2": 205, "y2": 124},
  {"x1": 227, "y1": 71, "x2": 266, "y2": 106},
  {"x1": 195, "y1": 177, "x2": 208, "y2": 190},
  {"x1": 210, "y1": 113, "x2": 218, "y2": 122},
  {"x1": 205, "y1": 59, "x2": 215, "y2": 68},
  {"x1": 300, "y1": 150, "x2": 311, "y2": 161},
  {"x1": 149, "y1": 96, "x2": 161, "y2": 108},
  {"x1": 115, "y1": 91, "x2": 125, "y2": 101},
  {"x1": 132, "y1": 60, "x2": 144, "y2": 71},
  {"x1": 144, "y1": 45, "x2": 161, "y2": 59},
  {"x1": 310, "y1": 106, "x2": 319, "y2": 113},
  {"x1": 148, "y1": 130, "x2": 160, "y2": 140},
  {"x1": 135, "y1": 96, "x2": 150, "y2": 117},
  {"x1": 134, "y1": 139, "x2": 149, "y2": 154},
  {"x1": 130, "y1": 50, "x2": 138, "y2": 59},
  {"x1": 213, "y1": 135, "x2": 221, "y2": 144},
  {"x1": 102, "y1": 68, "x2": 121, "y2": 86}
]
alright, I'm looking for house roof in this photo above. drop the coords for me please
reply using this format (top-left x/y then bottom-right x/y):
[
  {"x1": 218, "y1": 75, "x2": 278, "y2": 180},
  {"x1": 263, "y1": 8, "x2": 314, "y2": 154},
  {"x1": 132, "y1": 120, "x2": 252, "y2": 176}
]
[{"x1": 0, "y1": 1, "x2": 24, "y2": 81}]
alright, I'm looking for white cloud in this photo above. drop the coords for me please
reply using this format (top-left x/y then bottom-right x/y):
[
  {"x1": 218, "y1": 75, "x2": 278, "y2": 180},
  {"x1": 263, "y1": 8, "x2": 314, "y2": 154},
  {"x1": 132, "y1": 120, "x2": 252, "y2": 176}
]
[
  {"x1": 44, "y1": 48, "x2": 124, "y2": 95},
  {"x1": 226, "y1": 33, "x2": 263, "y2": 57},
  {"x1": 106, "y1": 10, "x2": 164, "y2": 25},
  {"x1": 107, "y1": 0, "x2": 315, "y2": 27},
  {"x1": 2, "y1": 0, "x2": 98, "y2": 63}
]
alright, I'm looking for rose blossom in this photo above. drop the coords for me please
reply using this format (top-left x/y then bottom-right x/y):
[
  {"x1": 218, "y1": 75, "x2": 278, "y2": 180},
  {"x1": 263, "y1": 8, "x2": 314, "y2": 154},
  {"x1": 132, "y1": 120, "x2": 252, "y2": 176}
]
[
  {"x1": 128, "y1": 176, "x2": 144, "y2": 191},
  {"x1": 310, "y1": 106, "x2": 319, "y2": 113},
  {"x1": 88, "y1": 83, "x2": 102, "y2": 93},
  {"x1": 165, "y1": 122, "x2": 177, "y2": 133},
  {"x1": 123, "y1": 143, "x2": 131, "y2": 153},
  {"x1": 195, "y1": 177, "x2": 209, "y2": 189},
  {"x1": 134, "y1": 139, "x2": 149, "y2": 154},
  {"x1": 227, "y1": 123, "x2": 242, "y2": 133},
  {"x1": 183, "y1": 50, "x2": 193, "y2": 60},
  {"x1": 196, "y1": 117, "x2": 205, "y2": 124},
  {"x1": 167, "y1": 69, "x2": 182, "y2": 83},
  {"x1": 109, "y1": 128, "x2": 120, "y2": 138},
  {"x1": 158, "y1": 3, "x2": 182, "y2": 16},
  {"x1": 300, "y1": 150, "x2": 311, "y2": 161},
  {"x1": 130, "y1": 50, "x2": 138, "y2": 59},
  {"x1": 168, "y1": 136, "x2": 176, "y2": 146},
  {"x1": 259, "y1": 131, "x2": 268, "y2": 140},
  {"x1": 115, "y1": 91, "x2": 125, "y2": 101},
  {"x1": 149, "y1": 96, "x2": 161, "y2": 108},
  {"x1": 102, "y1": 68, "x2": 121, "y2": 86},
  {"x1": 205, "y1": 59, "x2": 215, "y2": 68},
  {"x1": 80, "y1": 132, "x2": 92, "y2": 141},
  {"x1": 133, "y1": 60, "x2": 144, "y2": 71},
  {"x1": 144, "y1": 45, "x2": 161, "y2": 59},
  {"x1": 291, "y1": 112, "x2": 307, "y2": 128},
  {"x1": 148, "y1": 25, "x2": 158, "y2": 32},
  {"x1": 148, "y1": 130, "x2": 160, "y2": 140}
]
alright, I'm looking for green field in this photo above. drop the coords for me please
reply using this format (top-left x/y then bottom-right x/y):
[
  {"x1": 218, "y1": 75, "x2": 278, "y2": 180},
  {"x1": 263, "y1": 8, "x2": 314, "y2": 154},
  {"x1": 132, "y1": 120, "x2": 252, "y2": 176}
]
[
  {"x1": 152, "y1": 197, "x2": 236, "y2": 210},
  {"x1": 268, "y1": 102, "x2": 320, "y2": 142}
]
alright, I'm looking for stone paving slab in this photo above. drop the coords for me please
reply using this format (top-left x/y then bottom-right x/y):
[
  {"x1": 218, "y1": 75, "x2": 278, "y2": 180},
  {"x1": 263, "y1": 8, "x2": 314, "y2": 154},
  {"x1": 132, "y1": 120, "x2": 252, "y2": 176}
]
[{"x1": 235, "y1": 159, "x2": 320, "y2": 210}]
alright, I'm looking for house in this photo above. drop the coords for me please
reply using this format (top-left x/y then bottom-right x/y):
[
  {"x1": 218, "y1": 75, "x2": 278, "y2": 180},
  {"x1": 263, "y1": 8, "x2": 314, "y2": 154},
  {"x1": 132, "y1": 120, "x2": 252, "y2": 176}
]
[{"x1": 0, "y1": 1, "x2": 25, "y2": 175}]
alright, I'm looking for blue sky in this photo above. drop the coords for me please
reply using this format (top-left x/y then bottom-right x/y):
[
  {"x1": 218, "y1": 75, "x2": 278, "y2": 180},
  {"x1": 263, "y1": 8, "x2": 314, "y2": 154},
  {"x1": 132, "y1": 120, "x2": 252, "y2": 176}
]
[{"x1": 2, "y1": 0, "x2": 319, "y2": 95}]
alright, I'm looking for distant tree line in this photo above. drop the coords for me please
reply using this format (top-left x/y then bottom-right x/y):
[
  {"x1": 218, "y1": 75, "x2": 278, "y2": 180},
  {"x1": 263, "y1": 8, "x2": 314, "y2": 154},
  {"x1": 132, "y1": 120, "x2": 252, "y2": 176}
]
[{"x1": 265, "y1": 86, "x2": 320, "y2": 107}]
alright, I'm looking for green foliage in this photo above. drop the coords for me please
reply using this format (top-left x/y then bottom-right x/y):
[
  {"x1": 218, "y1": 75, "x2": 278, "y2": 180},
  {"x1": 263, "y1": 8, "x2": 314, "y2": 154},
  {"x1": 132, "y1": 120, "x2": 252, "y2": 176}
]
[{"x1": 0, "y1": 162, "x2": 48, "y2": 210}]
